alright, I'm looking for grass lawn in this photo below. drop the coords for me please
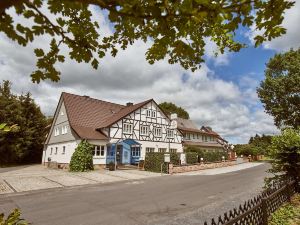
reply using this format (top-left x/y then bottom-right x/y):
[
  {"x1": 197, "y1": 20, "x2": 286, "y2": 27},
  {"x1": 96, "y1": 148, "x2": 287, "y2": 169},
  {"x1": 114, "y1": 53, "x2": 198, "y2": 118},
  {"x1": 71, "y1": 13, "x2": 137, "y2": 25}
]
[{"x1": 269, "y1": 194, "x2": 300, "y2": 225}]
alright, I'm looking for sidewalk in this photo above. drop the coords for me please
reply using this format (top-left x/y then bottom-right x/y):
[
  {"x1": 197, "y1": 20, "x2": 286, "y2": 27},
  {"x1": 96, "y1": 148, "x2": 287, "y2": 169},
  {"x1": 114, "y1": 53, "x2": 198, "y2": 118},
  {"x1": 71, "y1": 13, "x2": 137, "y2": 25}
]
[
  {"x1": 174, "y1": 162, "x2": 265, "y2": 176},
  {"x1": 0, "y1": 165, "x2": 161, "y2": 195}
]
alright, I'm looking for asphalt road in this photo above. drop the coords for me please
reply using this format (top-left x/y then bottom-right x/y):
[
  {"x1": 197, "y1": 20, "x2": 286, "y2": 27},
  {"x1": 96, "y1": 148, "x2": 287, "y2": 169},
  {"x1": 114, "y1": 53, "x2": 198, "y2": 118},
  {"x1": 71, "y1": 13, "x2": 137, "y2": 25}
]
[{"x1": 0, "y1": 163, "x2": 270, "y2": 225}]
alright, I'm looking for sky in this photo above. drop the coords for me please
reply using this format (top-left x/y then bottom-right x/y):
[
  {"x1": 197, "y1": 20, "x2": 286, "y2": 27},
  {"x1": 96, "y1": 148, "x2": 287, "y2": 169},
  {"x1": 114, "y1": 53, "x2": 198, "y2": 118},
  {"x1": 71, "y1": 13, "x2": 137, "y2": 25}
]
[{"x1": 0, "y1": 2, "x2": 300, "y2": 144}]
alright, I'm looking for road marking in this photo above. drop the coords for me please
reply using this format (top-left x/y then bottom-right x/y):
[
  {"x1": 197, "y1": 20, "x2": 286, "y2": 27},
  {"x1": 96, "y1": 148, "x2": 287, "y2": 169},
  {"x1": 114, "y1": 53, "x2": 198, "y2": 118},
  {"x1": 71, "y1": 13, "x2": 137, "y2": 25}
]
[{"x1": 3, "y1": 179, "x2": 17, "y2": 193}]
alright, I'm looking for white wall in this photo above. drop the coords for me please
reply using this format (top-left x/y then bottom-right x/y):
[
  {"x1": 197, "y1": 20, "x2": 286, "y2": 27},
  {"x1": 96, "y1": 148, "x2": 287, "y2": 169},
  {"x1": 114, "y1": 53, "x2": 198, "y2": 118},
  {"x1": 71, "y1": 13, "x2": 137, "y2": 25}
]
[
  {"x1": 42, "y1": 139, "x2": 109, "y2": 165},
  {"x1": 42, "y1": 140, "x2": 79, "y2": 164}
]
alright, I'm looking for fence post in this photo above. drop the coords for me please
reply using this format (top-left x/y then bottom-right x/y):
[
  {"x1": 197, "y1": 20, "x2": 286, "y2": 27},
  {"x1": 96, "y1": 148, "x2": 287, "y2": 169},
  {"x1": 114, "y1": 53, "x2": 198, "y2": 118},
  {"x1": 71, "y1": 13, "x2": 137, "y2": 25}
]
[{"x1": 261, "y1": 198, "x2": 268, "y2": 225}]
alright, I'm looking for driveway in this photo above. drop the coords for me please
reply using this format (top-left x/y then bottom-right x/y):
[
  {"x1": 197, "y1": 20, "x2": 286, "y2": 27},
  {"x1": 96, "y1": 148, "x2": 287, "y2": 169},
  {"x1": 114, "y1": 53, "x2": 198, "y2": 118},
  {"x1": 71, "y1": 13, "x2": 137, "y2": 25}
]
[
  {"x1": 0, "y1": 163, "x2": 270, "y2": 225},
  {"x1": 0, "y1": 165, "x2": 162, "y2": 194}
]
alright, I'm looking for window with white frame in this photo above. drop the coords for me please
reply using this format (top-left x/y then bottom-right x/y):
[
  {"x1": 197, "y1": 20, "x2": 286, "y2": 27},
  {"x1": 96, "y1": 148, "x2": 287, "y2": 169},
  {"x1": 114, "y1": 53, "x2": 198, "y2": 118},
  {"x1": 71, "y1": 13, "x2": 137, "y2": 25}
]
[
  {"x1": 61, "y1": 125, "x2": 68, "y2": 135},
  {"x1": 170, "y1": 148, "x2": 177, "y2": 153},
  {"x1": 158, "y1": 148, "x2": 167, "y2": 153},
  {"x1": 92, "y1": 145, "x2": 105, "y2": 157},
  {"x1": 151, "y1": 111, "x2": 156, "y2": 118},
  {"x1": 54, "y1": 127, "x2": 60, "y2": 136},
  {"x1": 55, "y1": 147, "x2": 58, "y2": 154},
  {"x1": 167, "y1": 129, "x2": 174, "y2": 138},
  {"x1": 60, "y1": 111, "x2": 64, "y2": 116},
  {"x1": 146, "y1": 109, "x2": 156, "y2": 118},
  {"x1": 185, "y1": 133, "x2": 190, "y2": 140},
  {"x1": 146, "y1": 109, "x2": 151, "y2": 117},
  {"x1": 146, "y1": 147, "x2": 155, "y2": 153},
  {"x1": 62, "y1": 146, "x2": 65, "y2": 154},
  {"x1": 140, "y1": 125, "x2": 149, "y2": 136},
  {"x1": 131, "y1": 147, "x2": 140, "y2": 157},
  {"x1": 50, "y1": 147, "x2": 53, "y2": 155},
  {"x1": 153, "y1": 127, "x2": 162, "y2": 137},
  {"x1": 123, "y1": 123, "x2": 133, "y2": 134}
]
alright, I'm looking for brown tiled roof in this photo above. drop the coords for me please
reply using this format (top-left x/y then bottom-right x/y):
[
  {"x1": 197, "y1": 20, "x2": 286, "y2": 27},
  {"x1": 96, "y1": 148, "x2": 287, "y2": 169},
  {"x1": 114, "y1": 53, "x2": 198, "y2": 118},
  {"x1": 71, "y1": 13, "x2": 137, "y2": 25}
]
[
  {"x1": 183, "y1": 141, "x2": 224, "y2": 148},
  {"x1": 99, "y1": 99, "x2": 153, "y2": 128},
  {"x1": 62, "y1": 92, "x2": 152, "y2": 140}
]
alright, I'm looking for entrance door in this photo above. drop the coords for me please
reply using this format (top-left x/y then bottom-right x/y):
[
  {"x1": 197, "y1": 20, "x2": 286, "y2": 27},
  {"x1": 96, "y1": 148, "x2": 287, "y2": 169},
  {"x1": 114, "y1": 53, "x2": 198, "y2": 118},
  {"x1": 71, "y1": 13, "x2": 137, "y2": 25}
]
[{"x1": 116, "y1": 145, "x2": 123, "y2": 164}]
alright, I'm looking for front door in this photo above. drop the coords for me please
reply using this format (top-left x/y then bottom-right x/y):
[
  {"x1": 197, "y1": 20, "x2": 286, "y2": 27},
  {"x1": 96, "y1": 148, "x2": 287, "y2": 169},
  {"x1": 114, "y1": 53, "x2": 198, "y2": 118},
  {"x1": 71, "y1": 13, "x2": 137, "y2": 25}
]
[{"x1": 116, "y1": 145, "x2": 123, "y2": 164}]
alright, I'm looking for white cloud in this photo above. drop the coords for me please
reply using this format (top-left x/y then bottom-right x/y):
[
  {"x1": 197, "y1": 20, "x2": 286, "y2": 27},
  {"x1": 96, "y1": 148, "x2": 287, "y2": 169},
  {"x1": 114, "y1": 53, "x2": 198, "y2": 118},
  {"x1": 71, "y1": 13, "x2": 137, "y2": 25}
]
[
  {"x1": 247, "y1": 1, "x2": 300, "y2": 51},
  {"x1": 0, "y1": 7, "x2": 279, "y2": 144},
  {"x1": 204, "y1": 39, "x2": 231, "y2": 66}
]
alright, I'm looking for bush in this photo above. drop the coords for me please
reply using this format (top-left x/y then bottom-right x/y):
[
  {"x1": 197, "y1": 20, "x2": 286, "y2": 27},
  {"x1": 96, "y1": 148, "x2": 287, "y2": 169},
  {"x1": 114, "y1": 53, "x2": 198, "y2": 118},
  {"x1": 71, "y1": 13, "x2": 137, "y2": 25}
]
[
  {"x1": 185, "y1": 146, "x2": 227, "y2": 162},
  {"x1": 186, "y1": 152, "x2": 198, "y2": 164},
  {"x1": 0, "y1": 208, "x2": 28, "y2": 225},
  {"x1": 144, "y1": 152, "x2": 180, "y2": 173},
  {"x1": 69, "y1": 140, "x2": 94, "y2": 172}
]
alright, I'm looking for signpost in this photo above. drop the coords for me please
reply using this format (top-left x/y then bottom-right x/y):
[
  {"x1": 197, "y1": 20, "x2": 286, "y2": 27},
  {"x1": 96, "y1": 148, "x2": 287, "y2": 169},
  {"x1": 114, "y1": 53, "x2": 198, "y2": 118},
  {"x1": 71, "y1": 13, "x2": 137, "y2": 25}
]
[{"x1": 161, "y1": 153, "x2": 170, "y2": 175}]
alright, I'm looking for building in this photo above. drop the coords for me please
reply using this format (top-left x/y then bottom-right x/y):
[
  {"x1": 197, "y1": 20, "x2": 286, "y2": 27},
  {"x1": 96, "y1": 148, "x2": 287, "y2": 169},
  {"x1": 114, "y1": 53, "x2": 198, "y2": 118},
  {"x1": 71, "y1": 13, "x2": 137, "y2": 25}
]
[
  {"x1": 172, "y1": 116, "x2": 228, "y2": 152},
  {"x1": 42, "y1": 92, "x2": 183, "y2": 169}
]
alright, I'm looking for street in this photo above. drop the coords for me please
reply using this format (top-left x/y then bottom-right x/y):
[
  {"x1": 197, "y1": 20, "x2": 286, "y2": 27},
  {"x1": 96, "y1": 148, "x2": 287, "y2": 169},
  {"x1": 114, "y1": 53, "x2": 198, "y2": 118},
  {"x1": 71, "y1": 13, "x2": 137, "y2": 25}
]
[{"x1": 0, "y1": 163, "x2": 269, "y2": 225}]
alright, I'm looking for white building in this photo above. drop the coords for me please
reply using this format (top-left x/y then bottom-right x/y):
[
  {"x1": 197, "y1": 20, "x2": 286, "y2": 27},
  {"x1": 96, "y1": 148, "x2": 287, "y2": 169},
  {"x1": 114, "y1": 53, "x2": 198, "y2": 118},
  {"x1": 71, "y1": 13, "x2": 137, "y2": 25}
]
[{"x1": 42, "y1": 92, "x2": 183, "y2": 169}]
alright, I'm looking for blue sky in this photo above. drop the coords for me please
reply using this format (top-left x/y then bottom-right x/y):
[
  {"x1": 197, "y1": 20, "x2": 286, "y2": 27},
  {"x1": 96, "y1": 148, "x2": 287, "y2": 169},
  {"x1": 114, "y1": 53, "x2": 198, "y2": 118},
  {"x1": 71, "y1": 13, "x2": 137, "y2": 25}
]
[{"x1": 0, "y1": 1, "x2": 299, "y2": 144}]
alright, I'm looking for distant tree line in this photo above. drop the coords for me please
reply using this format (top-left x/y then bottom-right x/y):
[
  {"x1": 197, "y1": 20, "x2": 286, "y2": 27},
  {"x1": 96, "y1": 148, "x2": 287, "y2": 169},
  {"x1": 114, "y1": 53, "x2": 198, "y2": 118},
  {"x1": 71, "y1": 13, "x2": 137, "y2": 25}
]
[
  {"x1": 0, "y1": 80, "x2": 51, "y2": 165},
  {"x1": 234, "y1": 134, "x2": 273, "y2": 157}
]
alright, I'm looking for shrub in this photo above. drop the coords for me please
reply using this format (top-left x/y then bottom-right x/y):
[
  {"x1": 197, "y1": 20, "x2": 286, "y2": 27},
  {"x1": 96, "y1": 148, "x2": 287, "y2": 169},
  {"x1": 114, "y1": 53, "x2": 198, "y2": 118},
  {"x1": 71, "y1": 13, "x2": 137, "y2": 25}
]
[
  {"x1": 0, "y1": 208, "x2": 28, "y2": 225},
  {"x1": 69, "y1": 140, "x2": 94, "y2": 172},
  {"x1": 185, "y1": 146, "x2": 227, "y2": 162},
  {"x1": 144, "y1": 152, "x2": 180, "y2": 173},
  {"x1": 186, "y1": 152, "x2": 198, "y2": 164}
]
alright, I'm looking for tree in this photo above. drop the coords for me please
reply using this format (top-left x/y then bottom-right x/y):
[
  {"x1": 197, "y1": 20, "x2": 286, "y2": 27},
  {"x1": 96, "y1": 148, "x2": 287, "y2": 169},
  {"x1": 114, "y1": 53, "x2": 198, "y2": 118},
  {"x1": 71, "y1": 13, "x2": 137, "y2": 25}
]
[
  {"x1": 257, "y1": 48, "x2": 300, "y2": 129},
  {"x1": 0, "y1": 0, "x2": 294, "y2": 82},
  {"x1": 0, "y1": 80, "x2": 48, "y2": 164},
  {"x1": 159, "y1": 102, "x2": 189, "y2": 119},
  {"x1": 266, "y1": 128, "x2": 300, "y2": 186},
  {"x1": 69, "y1": 140, "x2": 94, "y2": 172}
]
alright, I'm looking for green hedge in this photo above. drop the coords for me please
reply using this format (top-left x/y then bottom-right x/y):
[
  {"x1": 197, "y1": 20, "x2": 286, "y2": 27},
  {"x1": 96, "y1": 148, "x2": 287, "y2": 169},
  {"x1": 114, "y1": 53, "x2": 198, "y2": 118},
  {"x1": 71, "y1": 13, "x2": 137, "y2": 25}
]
[
  {"x1": 186, "y1": 152, "x2": 198, "y2": 164},
  {"x1": 69, "y1": 140, "x2": 94, "y2": 172},
  {"x1": 185, "y1": 146, "x2": 228, "y2": 162},
  {"x1": 144, "y1": 152, "x2": 180, "y2": 173}
]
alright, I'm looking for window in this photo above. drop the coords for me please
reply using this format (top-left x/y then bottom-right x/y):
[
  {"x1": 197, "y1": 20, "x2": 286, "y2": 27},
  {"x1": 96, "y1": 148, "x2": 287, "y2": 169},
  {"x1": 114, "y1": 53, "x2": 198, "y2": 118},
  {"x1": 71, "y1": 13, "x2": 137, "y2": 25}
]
[
  {"x1": 61, "y1": 125, "x2": 68, "y2": 135},
  {"x1": 146, "y1": 109, "x2": 156, "y2": 118},
  {"x1": 158, "y1": 148, "x2": 167, "y2": 153},
  {"x1": 140, "y1": 125, "x2": 149, "y2": 136},
  {"x1": 185, "y1": 133, "x2": 190, "y2": 140},
  {"x1": 60, "y1": 111, "x2": 64, "y2": 116},
  {"x1": 131, "y1": 147, "x2": 140, "y2": 157},
  {"x1": 151, "y1": 111, "x2": 156, "y2": 118},
  {"x1": 167, "y1": 129, "x2": 174, "y2": 138},
  {"x1": 197, "y1": 134, "x2": 200, "y2": 139},
  {"x1": 55, "y1": 147, "x2": 58, "y2": 154},
  {"x1": 54, "y1": 127, "x2": 60, "y2": 136},
  {"x1": 62, "y1": 146, "x2": 65, "y2": 154},
  {"x1": 92, "y1": 145, "x2": 105, "y2": 157},
  {"x1": 146, "y1": 147, "x2": 155, "y2": 153},
  {"x1": 170, "y1": 149, "x2": 177, "y2": 153},
  {"x1": 123, "y1": 123, "x2": 133, "y2": 134},
  {"x1": 50, "y1": 147, "x2": 53, "y2": 155},
  {"x1": 146, "y1": 109, "x2": 151, "y2": 117},
  {"x1": 154, "y1": 127, "x2": 162, "y2": 137}
]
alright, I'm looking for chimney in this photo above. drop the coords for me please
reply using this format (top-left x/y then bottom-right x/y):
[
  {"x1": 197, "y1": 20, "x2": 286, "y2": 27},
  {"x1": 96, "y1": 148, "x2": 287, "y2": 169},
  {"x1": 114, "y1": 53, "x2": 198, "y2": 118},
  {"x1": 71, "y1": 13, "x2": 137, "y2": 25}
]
[
  {"x1": 126, "y1": 102, "x2": 133, "y2": 106},
  {"x1": 170, "y1": 113, "x2": 178, "y2": 120}
]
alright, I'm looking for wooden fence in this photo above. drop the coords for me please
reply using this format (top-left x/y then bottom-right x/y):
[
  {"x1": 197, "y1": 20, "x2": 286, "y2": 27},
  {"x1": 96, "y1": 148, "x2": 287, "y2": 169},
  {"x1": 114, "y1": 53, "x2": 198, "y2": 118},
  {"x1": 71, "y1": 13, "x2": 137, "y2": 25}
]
[{"x1": 204, "y1": 180, "x2": 298, "y2": 225}]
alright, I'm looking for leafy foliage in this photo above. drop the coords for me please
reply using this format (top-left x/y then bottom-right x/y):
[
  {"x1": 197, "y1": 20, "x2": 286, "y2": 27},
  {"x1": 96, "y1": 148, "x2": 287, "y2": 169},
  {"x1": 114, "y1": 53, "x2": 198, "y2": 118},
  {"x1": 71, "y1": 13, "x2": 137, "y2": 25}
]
[
  {"x1": 257, "y1": 48, "x2": 300, "y2": 129},
  {"x1": 69, "y1": 140, "x2": 94, "y2": 172},
  {"x1": 0, "y1": 123, "x2": 18, "y2": 132},
  {"x1": 186, "y1": 152, "x2": 198, "y2": 164},
  {"x1": 266, "y1": 128, "x2": 300, "y2": 186},
  {"x1": 0, "y1": 0, "x2": 294, "y2": 82},
  {"x1": 185, "y1": 146, "x2": 227, "y2": 162},
  {"x1": 269, "y1": 194, "x2": 300, "y2": 225},
  {"x1": 144, "y1": 152, "x2": 180, "y2": 173},
  {"x1": 0, "y1": 208, "x2": 28, "y2": 225},
  {"x1": 234, "y1": 134, "x2": 272, "y2": 157},
  {"x1": 0, "y1": 80, "x2": 49, "y2": 164},
  {"x1": 159, "y1": 102, "x2": 189, "y2": 119}
]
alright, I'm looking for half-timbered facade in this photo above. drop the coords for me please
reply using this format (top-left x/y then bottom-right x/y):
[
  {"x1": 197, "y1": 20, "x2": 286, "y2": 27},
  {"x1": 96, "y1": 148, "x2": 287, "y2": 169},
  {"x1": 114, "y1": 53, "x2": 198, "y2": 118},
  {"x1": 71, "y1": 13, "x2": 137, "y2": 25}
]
[{"x1": 42, "y1": 92, "x2": 183, "y2": 168}]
